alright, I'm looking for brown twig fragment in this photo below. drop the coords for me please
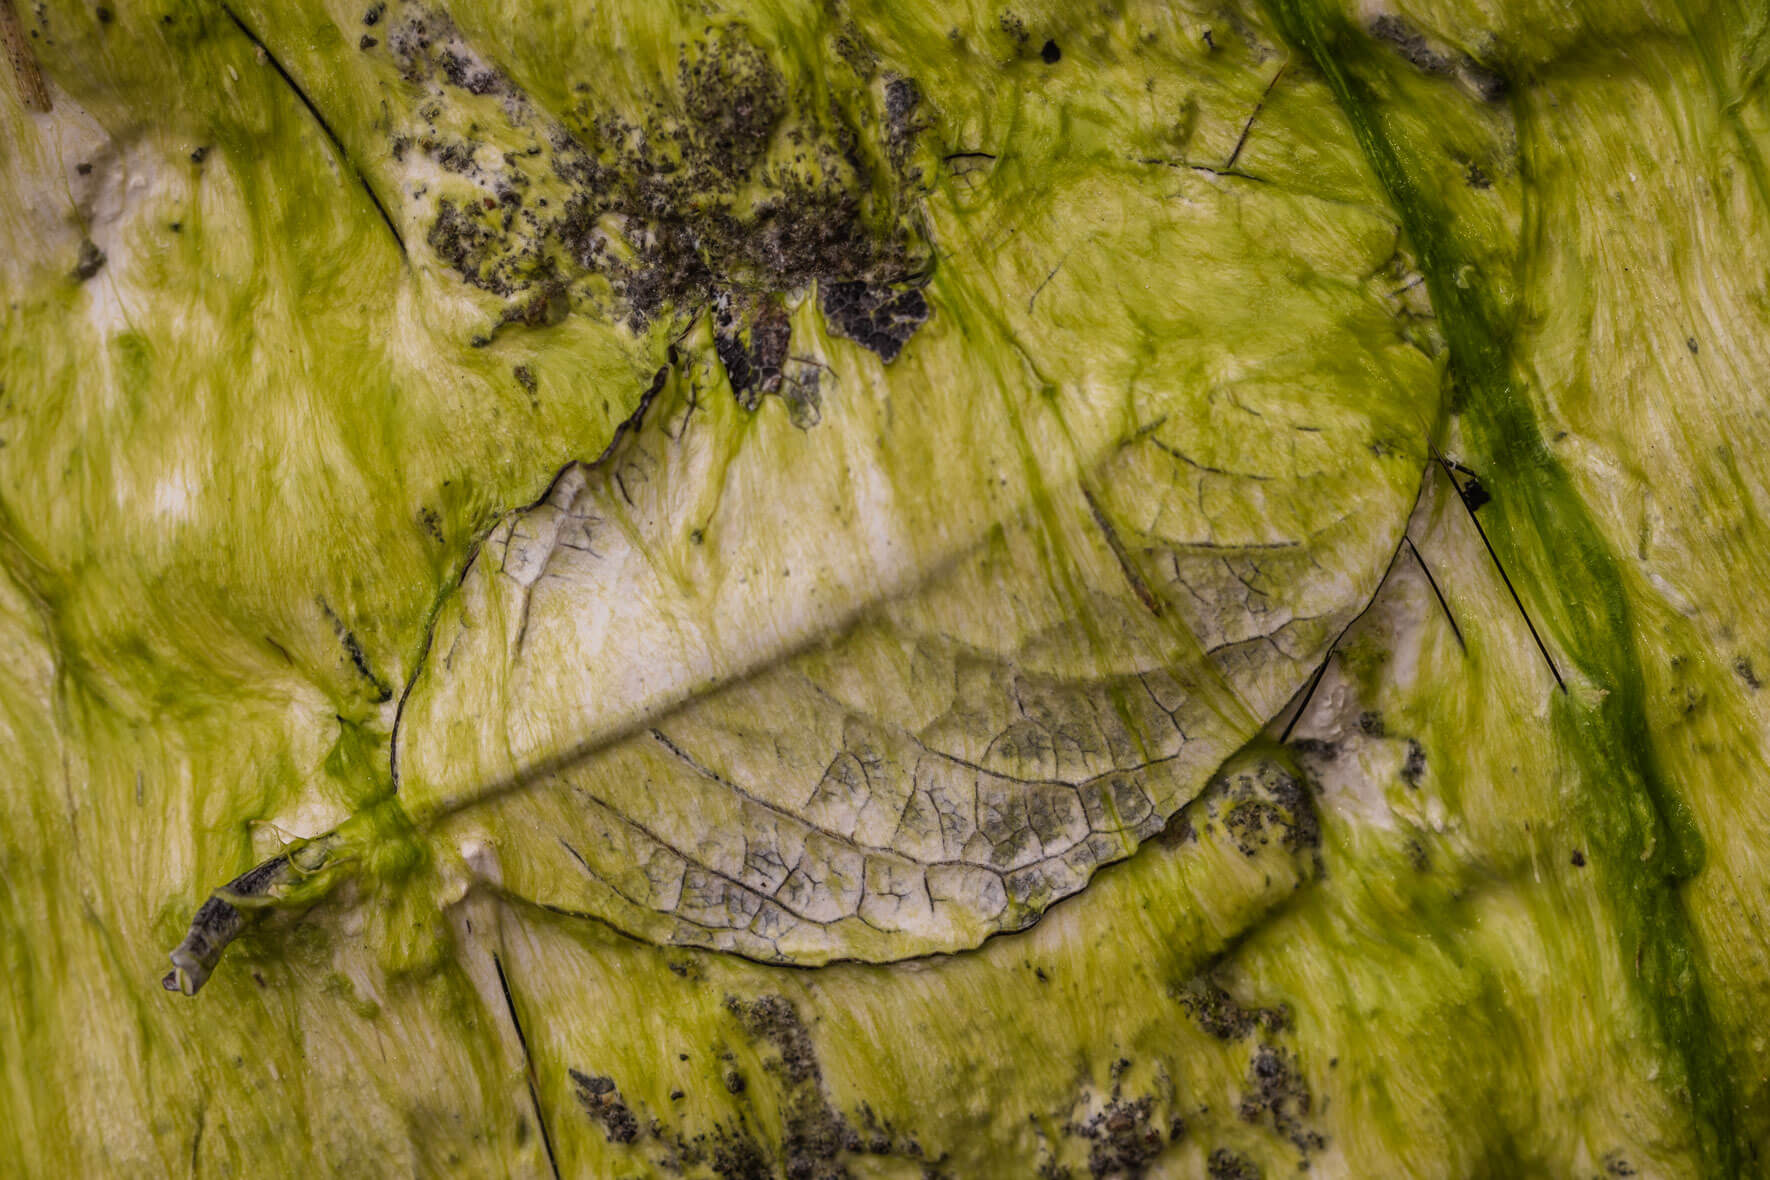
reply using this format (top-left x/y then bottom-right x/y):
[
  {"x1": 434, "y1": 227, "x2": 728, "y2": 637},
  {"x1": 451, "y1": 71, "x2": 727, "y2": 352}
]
[{"x1": 0, "y1": 0, "x2": 51, "y2": 112}]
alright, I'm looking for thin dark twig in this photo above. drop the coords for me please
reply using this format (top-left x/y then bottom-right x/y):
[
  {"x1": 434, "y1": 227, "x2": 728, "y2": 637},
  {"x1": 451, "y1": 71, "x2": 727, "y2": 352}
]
[
  {"x1": 1428, "y1": 444, "x2": 1566, "y2": 692},
  {"x1": 1402, "y1": 535, "x2": 1465, "y2": 651},
  {"x1": 219, "y1": 3, "x2": 407, "y2": 256},
  {"x1": 493, "y1": 952, "x2": 563, "y2": 1180},
  {"x1": 1224, "y1": 60, "x2": 1289, "y2": 171},
  {"x1": 1279, "y1": 646, "x2": 1337, "y2": 744}
]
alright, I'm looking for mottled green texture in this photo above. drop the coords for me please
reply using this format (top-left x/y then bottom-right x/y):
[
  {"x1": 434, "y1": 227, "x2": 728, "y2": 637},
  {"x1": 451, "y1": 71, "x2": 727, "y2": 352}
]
[{"x1": 5, "y1": 0, "x2": 1770, "y2": 1177}]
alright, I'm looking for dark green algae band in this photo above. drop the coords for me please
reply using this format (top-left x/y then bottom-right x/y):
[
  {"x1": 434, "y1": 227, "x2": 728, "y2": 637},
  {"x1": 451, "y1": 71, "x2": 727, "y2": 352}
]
[{"x1": 1262, "y1": 0, "x2": 1741, "y2": 1173}]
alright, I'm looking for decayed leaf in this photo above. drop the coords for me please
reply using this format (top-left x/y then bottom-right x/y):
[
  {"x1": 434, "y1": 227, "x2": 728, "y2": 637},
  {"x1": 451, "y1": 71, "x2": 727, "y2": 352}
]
[
  {"x1": 165, "y1": 0, "x2": 1439, "y2": 989},
  {"x1": 13, "y1": 0, "x2": 1770, "y2": 1173}
]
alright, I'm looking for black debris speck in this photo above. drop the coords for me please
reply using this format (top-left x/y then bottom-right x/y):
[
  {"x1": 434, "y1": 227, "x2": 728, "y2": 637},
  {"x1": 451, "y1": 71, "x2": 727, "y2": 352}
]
[
  {"x1": 1571, "y1": 849, "x2": 1586, "y2": 867},
  {"x1": 1405, "y1": 837, "x2": 1429, "y2": 871},
  {"x1": 720, "y1": 994, "x2": 917, "y2": 1174},
  {"x1": 1041, "y1": 39, "x2": 1062, "y2": 64},
  {"x1": 570, "y1": 1069, "x2": 640, "y2": 1144},
  {"x1": 1174, "y1": 976, "x2": 1289, "y2": 1041},
  {"x1": 819, "y1": 280, "x2": 929, "y2": 362},
  {"x1": 433, "y1": 140, "x2": 477, "y2": 173},
  {"x1": 1401, "y1": 739, "x2": 1427, "y2": 788},
  {"x1": 712, "y1": 291, "x2": 792, "y2": 406},
  {"x1": 1216, "y1": 765, "x2": 1319, "y2": 856},
  {"x1": 363, "y1": 3, "x2": 383, "y2": 25},
  {"x1": 1369, "y1": 15, "x2": 1450, "y2": 75},
  {"x1": 72, "y1": 239, "x2": 106, "y2": 281},
  {"x1": 1238, "y1": 1046, "x2": 1324, "y2": 1159},
  {"x1": 360, "y1": 34, "x2": 377, "y2": 49},
  {"x1": 1457, "y1": 472, "x2": 1490, "y2": 512},
  {"x1": 711, "y1": 1130, "x2": 771, "y2": 1180},
  {"x1": 438, "y1": 48, "x2": 504, "y2": 95},
  {"x1": 883, "y1": 75, "x2": 923, "y2": 161},
  {"x1": 1466, "y1": 63, "x2": 1509, "y2": 103},
  {"x1": 1736, "y1": 656, "x2": 1761, "y2": 689},
  {"x1": 885, "y1": 76, "x2": 920, "y2": 130},
  {"x1": 726, "y1": 994, "x2": 820, "y2": 1086},
  {"x1": 1207, "y1": 1148, "x2": 1260, "y2": 1180},
  {"x1": 1077, "y1": 1095, "x2": 1164, "y2": 1178}
]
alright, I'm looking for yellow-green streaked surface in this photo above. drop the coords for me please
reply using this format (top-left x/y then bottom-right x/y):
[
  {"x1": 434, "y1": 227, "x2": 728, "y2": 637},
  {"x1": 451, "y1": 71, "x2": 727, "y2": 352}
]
[
  {"x1": 151, "y1": 0, "x2": 1439, "y2": 982},
  {"x1": 5, "y1": 0, "x2": 1770, "y2": 1176}
]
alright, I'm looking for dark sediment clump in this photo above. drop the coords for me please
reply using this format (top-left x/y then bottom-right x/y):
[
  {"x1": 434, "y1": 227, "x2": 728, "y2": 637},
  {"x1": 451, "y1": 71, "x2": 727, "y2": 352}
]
[
  {"x1": 388, "y1": 6, "x2": 934, "y2": 374},
  {"x1": 571, "y1": 1069, "x2": 641, "y2": 1144}
]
